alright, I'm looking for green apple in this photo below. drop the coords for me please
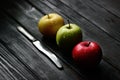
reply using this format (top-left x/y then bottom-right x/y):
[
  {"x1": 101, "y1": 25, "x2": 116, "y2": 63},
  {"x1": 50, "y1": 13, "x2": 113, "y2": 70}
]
[
  {"x1": 56, "y1": 23, "x2": 82, "y2": 52},
  {"x1": 38, "y1": 13, "x2": 64, "y2": 38}
]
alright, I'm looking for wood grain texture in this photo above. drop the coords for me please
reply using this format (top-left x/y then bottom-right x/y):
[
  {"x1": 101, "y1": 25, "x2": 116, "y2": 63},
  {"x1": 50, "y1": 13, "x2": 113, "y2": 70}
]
[
  {"x1": 26, "y1": 0, "x2": 120, "y2": 71},
  {"x1": 91, "y1": 0, "x2": 120, "y2": 18},
  {"x1": 48, "y1": 0, "x2": 120, "y2": 41},
  {"x1": 0, "y1": 0, "x2": 120, "y2": 80},
  {"x1": 0, "y1": 12, "x2": 84, "y2": 80},
  {"x1": 0, "y1": 1, "x2": 85, "y2": 80},
  {"x1": 0, "y1": 43, "x2": 36, "y2": 80}
]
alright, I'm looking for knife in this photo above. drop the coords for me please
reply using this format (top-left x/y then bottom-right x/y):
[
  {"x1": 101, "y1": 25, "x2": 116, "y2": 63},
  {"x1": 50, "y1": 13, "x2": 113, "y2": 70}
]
[{"x1": 17, "y1": 26, "x2": 63, "y2": 69}]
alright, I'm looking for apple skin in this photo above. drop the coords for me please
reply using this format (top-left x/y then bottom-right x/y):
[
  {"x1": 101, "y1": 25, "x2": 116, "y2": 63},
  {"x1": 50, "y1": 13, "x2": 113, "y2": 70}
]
[
  {"x1": 38, "y1": 13, "x2": 64, "y2": 38},
  {"x1": 72, "y1": 41, "x2": 102, "y2": 68},
  {"x1": 56, "y1": 24, "x2": 82, "y2": 53}
]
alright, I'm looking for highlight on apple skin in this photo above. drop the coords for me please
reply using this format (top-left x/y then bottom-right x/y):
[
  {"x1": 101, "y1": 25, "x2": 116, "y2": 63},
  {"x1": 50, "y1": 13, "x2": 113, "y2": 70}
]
[
  {"x1": 72, "y1": 41, "x2": 102, "y2": 68},
  {"x1": 38, "y1": 13, "x2": 64, "y2": 38}
]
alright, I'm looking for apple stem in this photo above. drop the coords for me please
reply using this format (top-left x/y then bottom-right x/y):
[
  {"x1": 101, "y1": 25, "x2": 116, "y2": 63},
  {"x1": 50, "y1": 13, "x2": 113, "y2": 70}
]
[
  {"x1": 47, "y1": 14, "x2": 50, "y2": 19},
  {"x1": 67, "y1": 20, "x2": 71, "y2": 29},
  {"x1": 87, "y1": 42, "x2": 91, "y2": 46}
]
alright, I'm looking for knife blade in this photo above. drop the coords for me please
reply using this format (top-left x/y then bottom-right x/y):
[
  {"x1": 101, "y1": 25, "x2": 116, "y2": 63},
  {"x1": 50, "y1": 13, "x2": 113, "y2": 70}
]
[{"x1": 17, "y1": 26, "x2": 63, "y2": 69}]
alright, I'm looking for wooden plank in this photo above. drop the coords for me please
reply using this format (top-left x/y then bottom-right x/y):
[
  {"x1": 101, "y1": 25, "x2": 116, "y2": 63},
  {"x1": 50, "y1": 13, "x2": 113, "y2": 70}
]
[
  {"x1": 91, "y1": 0, "x2": 120, "y2": 18},
  {"x1": 0, "y1": 7, "x2": 85, "y2": 80},
  {"x1": 0, "y1": 62, "x2": 17, "y2": 80},
  {"x1": 52, "y1": 0, "x2": 120, "y2": 71},
  {"x1": 80, "y1": 60, "x2": 120, "y2": 80},
  {"x1": 48, "y1": 0, "x2": 120, "y2": 42},
  {"x1": 26, "y1": 0, "x2": 120, "y2": 70},
  {"x1": 15, "y1": 1, "x2": 119, "y2": 79},
  {"x1": 1, "y1": 0, "x2": 120, "y2": 80},
  {"x1": 0, "y1": 43, "x2": 36, "y2": 80},
  {"x1": 0, "y1": 16, "x2": 120, "y2": 80}
]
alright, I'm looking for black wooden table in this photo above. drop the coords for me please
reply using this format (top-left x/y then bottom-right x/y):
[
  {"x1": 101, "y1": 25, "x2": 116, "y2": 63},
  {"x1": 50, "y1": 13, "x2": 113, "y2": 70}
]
[{"x1": 0, "y1": 0, "x2": 120, "y2": 80}]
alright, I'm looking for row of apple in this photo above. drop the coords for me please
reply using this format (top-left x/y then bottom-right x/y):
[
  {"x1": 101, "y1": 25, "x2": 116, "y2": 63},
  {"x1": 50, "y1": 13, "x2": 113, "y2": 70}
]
[{"x1": 38, "y1": 13, "x2": 102, "y2": 69}]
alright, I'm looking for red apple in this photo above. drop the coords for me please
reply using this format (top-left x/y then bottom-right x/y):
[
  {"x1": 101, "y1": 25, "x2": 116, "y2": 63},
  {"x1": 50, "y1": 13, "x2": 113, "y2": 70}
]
[{"x1": 72, "y1": 41, "x2": 102, "y2": 68}]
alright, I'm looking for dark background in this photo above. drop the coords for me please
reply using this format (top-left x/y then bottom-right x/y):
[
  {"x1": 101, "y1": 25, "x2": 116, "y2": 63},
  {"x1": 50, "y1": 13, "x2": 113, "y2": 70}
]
[{"x1": 0, "y1": 0, "x2": 120, "y2": 80}]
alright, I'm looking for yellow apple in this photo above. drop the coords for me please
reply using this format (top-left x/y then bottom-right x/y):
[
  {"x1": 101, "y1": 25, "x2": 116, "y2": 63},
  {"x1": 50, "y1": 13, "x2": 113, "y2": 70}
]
[{"x1": 38, "y1": 13, "x2": 64, "y2": 38}]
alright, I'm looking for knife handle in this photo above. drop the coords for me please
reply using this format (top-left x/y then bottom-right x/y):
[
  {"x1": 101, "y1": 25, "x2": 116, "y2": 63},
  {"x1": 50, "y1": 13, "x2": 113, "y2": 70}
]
[
  {"x1": 17, "y1": 26, "x2": 63, "y2": 69},
  {"x1": 17, "y1": 26, "x2": 36, "y2": 41}
]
